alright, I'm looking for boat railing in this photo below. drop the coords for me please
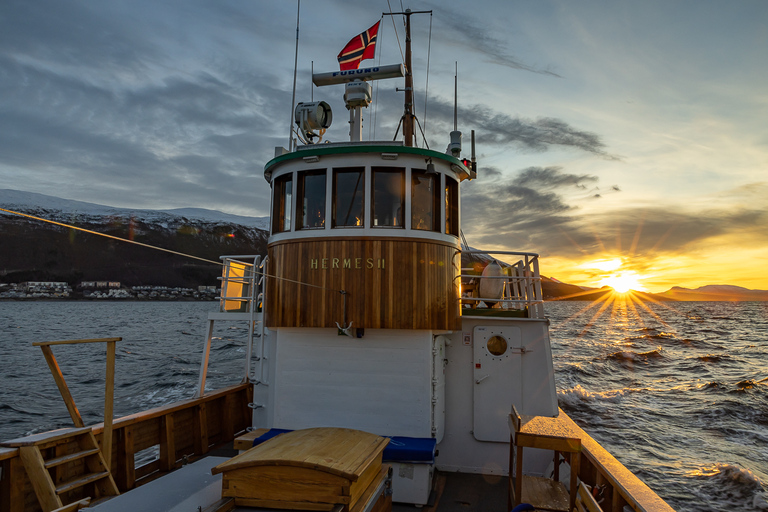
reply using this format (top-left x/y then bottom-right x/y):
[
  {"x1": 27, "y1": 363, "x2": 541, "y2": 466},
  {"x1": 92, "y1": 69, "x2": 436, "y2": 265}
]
[
  {"x1": 196, "y1": 255, "x2": 267, "y2": 398},
  {"x1": 460, "y1": 250, "x2": 544, "y2": 319},
  {"x1": 0, "y1": 383, "x2": 253, "y2": 507},
  {"x1": 216, "y1": 255, "x2": 264, "y2": 314}
]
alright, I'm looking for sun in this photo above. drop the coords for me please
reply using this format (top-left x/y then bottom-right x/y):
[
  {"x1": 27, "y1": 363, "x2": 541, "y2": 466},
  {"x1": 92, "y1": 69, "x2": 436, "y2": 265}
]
[{"x1": 599, "y1": 271, "x2": 645, "y2": 293}]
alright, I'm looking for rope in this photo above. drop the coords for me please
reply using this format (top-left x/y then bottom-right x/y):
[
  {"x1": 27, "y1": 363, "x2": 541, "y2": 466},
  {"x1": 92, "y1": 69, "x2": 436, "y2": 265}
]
[
  {"x1": 1, "y1": 207, "x2": 346, "y2": 293},
  {"x1": 386, "y1": 0, "x2": 406, "y2": 68},
  {"x1": 0, "y1": 207, "x2": 223, "y2": 266},
  {"x1": 423, "y1": 12, "x2": 433, "y2": 137}
]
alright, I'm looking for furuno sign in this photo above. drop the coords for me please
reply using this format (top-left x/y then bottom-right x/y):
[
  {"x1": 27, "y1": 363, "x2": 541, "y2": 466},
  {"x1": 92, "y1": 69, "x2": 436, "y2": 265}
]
[{"x1": 310, "y1": 258, "x2": 386, "y2": 270}]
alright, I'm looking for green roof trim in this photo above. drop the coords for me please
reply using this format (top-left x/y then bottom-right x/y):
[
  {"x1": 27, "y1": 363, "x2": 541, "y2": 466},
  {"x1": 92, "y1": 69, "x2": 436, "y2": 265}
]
[{"x1": 264, "y1": 144, "x2": 471, "y2": 180}]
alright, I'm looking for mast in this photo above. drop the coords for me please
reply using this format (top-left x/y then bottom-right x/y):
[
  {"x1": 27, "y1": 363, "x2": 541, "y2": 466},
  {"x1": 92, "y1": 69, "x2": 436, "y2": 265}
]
[
  {"x1": 385, "y1": 9, "x2": 430, "y2": 148},
  {"x1": 403, "y1": 9, "x2": 414, "y2": 147}
]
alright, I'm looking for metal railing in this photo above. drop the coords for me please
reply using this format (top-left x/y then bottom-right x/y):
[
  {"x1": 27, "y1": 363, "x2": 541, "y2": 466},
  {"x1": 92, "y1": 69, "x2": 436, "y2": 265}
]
[{"x1": 460, "y1": 250, "x2": 544, "y2": 319}]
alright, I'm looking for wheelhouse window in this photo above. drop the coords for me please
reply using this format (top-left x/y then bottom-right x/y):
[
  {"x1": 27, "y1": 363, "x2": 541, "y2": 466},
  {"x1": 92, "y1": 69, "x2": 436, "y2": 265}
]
[
  {"x1": 272, "y1": 174, "x2": 292, "y2": 234},
  {"x1": 372, "y1": 167, "x2": 404, "y2": 228},
  {"x1": 445, "y1": 176, "x2": 459, "y2": 236},
  {"x1": 411, "y1": 170, "x2": 440, "y2": 231},
  {"x1": 297, "y1": 170, "x2": 326, "y2": 230},
  {"x1": 333, "y1": 167, "x2": 364, "y2": 227}
]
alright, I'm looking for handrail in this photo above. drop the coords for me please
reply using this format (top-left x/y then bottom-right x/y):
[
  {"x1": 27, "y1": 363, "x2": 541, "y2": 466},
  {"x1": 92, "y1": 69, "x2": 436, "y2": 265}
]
[{"x1": 459, "y1": 249, "x2": 545, "y2": 318}]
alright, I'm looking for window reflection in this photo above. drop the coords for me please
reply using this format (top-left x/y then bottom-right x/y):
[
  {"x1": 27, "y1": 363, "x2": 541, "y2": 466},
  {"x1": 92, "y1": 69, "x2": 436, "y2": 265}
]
[
  {"x1": 411, "y1": 170, "x2": 439, "y2": 231},
  {"x1": 333, "y1": 168, "x2": 364, "y2": 227},
  {"x1": 445, "y1": 176, "x2": 459, "y2": 236},
  {"x1": 272, "y1": 174, "x2": 292, "y2": 234},
  {"x1": 297, "y1": 170, "x2": 326, "y2": 229},
  {"x1": 372, "y1": 168, "x2": 404, "y2": 228}
]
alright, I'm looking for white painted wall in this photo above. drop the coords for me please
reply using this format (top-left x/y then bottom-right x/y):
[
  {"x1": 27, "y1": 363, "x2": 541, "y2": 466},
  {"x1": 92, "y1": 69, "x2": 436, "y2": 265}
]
[
  {"x1": 270, "y1": 328, "x2": 438, "y2": 438},
  {"x1": 435, "y1": 317, "x2": 557, "y2": 475}
]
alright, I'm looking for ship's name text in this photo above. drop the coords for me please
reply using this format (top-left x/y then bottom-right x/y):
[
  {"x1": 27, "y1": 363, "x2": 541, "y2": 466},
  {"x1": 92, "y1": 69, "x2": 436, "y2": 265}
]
[{"x1": 310, "y1": 258, "x2": 385, "y2": 270}]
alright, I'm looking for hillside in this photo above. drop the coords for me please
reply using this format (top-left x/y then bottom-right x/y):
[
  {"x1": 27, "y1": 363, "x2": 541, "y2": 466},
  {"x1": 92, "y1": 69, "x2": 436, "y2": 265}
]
[
  {"x1": 659, "y1": 285, "x2": 768, "y2": 301},
  {"x1": 0, "y1": 189, "x2": 268, "y2": 288}
]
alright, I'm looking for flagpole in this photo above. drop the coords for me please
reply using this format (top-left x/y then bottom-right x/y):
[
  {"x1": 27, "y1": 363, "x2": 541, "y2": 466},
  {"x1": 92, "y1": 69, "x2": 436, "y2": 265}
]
[{"x1": 289, "y1": 0, "x2": 300, "y2": 151}]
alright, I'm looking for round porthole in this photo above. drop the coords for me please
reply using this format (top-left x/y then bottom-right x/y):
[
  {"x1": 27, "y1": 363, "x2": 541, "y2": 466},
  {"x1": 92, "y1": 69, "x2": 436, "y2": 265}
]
[{"x1": 487, "y1": 335, "x2": 507, "y2": 356}]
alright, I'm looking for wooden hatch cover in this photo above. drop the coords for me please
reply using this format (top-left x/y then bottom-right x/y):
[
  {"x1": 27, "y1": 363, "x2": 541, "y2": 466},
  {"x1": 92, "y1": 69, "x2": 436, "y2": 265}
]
[{"x1": 211, "y1": 427, "x2": 390, "y2": 511}]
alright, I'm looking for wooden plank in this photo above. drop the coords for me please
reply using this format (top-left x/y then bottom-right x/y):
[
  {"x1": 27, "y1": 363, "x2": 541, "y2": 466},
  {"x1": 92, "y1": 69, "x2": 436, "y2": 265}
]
[
  {"x1": 221, "y1": 465, "x2": 349, "y2": 504},
  {"x1": 89, "y1": 384, "x2": 249, "y2": 435},
  {"x1": 520, "y1": 475, "x2": 569, "y2": 511},
  {"x1": 2, "y1": 456, "x2": 27, "y2": 512},
  {"x1": 159, "y1": 414, "x2": 176, "y2": 471},
  {"x1": 44, "y1": 449, "x2": 100, "y2": 469},
  {"x1": 233, "y1": 429, "x2": 269, "y2": 451},
  {"x1": 233, "y1": 497, "x2": 336, "y2": 511},
  {"x1": 193, "y1": 403, "x2": 209, "y2": 455},
  {"x1": 19, "y1": 446, "x2": 63, "y2": 512},
  {"x1": 33, "y1": 338, "x2": 121, "y2": 347},
  {"x1": 55, "y1": 471, "x2": 109, "y2": 495},
  {"x1": 516, "y1": 432, "x2": 581, "y2": 452},
  {"x1": 201, "y1": 497, "x2": 236, "y2": 512},
  {"x1": 50, "y1": 497, "x2": 91, "y2": 512},
  {"x1": 102, "y1": 340, "x2": 116, "y2": 470},
  {"x1": 576, "y1": 483, "x2": 604, "y2": 512},
  {"x1": 265, "y1": 238, "x2": 461, "y2": 330},
  {"x1": 0, "y1": 428, "x2": 91, "y2": 448},
  {"x1": 115, "y1": 426, "x2": 135, "y2": 491},
  {"x1": 0, "y1": 447, "x2": 19, "y2": 461},
  {"x1": 213, "y1": 428, "x2": 387, "y2": 480},
  {"x1": 82, "y1": 432, "x2": 119, "y2": 497},
  {"x1": 39, "y1": 346, "x2": 84, "y2": 428},
  {"x1": 348, "y1": 466, "x2": 390, "y2": 512}
]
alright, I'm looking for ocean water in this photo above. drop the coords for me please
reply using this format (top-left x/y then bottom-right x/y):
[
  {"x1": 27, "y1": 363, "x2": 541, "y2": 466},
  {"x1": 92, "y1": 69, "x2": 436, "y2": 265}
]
[{"x1": 1, "y1": 300, "x2": 766, "y2": 511}]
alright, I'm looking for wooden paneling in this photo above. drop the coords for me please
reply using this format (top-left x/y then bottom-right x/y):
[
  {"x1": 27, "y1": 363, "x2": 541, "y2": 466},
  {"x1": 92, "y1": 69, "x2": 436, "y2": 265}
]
[
  {"x1": 1, "y1": 384, "x2": 252, "y2": 512},
  {"x1": 265, "y1": 238, "x2": 461, "y2": 330}
]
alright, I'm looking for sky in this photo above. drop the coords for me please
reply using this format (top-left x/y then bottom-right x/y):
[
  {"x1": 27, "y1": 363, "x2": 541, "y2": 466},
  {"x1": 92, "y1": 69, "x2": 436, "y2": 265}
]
[{"x1": 1, "y1": 0, "x2": 767, "y2": 293}]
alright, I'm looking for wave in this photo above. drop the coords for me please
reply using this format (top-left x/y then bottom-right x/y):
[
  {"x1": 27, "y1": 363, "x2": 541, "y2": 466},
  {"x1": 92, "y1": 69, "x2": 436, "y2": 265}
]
[
  {"x1": 698, "y1": 354, "x2": 730, "y2": 363},
  {"x1": 686, "y1": 463, "x2": 767, "y2": 511},
  {"x1": 608, "y1": 347, "x2": 664, "y2": 363},
  {"x1": 558, "y1": 384, "x2": 630, "y2": 404}
]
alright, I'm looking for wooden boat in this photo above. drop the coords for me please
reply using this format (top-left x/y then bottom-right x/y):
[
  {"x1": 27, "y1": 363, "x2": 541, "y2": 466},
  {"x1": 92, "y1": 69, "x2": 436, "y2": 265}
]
[{"x1": 0, "y1": 9, "x2": 676, "y2": 512}]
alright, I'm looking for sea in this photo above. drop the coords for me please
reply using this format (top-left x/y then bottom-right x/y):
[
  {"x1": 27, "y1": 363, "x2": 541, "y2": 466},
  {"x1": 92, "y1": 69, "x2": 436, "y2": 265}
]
[{"x1": 1, "y1": 300, "x2": 766, "y2": 512}]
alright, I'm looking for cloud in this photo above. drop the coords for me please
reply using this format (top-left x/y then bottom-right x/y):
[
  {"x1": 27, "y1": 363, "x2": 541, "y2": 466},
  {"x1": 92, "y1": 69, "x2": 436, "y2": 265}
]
[
  {"x1": 463, "y1": 165, "x2": 768, "y2": 266},
  {"x1": 430, "y1": 5, "x2": 561, "y2": 77},
  {"x1": 516, "y1": 167, "x2": 598, "y2": 188},
  {"x1": 418, "y1": 96, "x2": 615, "y2": 157}
]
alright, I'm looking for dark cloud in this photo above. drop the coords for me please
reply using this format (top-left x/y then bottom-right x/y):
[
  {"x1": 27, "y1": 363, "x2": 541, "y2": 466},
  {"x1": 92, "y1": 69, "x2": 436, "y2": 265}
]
[
  {"x1": 417, "y1": 96, "x2": 615, "y2": 157},
  {"x1": 516, "y1": 167, "x2": 598, "y2": 188},
  {"x1": 429, "y1": 5, "x2": 561, "y2": 77}
]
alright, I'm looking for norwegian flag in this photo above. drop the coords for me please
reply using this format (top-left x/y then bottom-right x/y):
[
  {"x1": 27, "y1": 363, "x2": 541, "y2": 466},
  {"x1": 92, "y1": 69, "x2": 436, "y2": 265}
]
[{"x1": 337, "y1": 21, "x2": 380, "y2": 71}]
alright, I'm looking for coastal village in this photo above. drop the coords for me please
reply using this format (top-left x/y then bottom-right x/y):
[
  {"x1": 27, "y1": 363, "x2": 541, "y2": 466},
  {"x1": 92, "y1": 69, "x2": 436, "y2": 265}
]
[{"x1": 0, "y1": 281, "x2": 219, "y2": 300}]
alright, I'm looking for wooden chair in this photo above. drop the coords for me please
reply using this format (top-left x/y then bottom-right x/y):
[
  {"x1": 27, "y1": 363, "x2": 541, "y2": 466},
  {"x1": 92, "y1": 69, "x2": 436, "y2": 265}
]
[
  {"x1": 573, "y1": 482, "x2": 603, "y2": 512},
  {"x1": 510, "y1": 406, "x2": 581, "y2": 512}
]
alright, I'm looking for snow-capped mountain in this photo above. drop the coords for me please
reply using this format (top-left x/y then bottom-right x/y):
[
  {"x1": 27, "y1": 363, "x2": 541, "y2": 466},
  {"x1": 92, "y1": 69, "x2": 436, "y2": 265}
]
[
  {"x1": 0, "y1": 189, "x2": 269, "y2": 230},
  {"x1": 0, "y1": 189, "x2": 268, "y2": 288}
]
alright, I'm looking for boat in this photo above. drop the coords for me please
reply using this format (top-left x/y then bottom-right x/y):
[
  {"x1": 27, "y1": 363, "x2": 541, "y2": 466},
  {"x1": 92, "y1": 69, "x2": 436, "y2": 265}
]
[{"x1": 0, "y1": 9, "x2": 675, "y2": 512}]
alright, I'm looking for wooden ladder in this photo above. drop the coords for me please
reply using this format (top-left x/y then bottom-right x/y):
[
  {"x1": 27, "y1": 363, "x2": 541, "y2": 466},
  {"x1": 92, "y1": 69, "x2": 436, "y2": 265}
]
[{"x1": 1, "y1": 427, "x2": 119, "y2": 512}]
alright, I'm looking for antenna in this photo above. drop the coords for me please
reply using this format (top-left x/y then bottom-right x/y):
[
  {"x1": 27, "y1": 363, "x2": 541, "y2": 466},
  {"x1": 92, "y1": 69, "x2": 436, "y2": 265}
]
[
  {"x1": 447, "y1": 61, "x2": 462, "y2": 157},
  {"x1": 288, "y1": 0, "x2": 301, "y2": 151},
  {"x1": 453, "y1": 62, "x2": 458, "y2": 131}
]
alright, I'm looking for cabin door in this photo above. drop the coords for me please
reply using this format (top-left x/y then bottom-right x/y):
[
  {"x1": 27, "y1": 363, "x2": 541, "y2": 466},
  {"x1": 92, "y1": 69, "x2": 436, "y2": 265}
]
[{"x1": 472, "y1": 325, "x2": 522, "y2": 442}]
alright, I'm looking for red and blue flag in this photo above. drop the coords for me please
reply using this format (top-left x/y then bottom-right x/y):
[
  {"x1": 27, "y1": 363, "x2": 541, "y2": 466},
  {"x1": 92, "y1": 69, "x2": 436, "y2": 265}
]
[{"x1": 337, "y1": 21, "x2": 380, "y2": 71}]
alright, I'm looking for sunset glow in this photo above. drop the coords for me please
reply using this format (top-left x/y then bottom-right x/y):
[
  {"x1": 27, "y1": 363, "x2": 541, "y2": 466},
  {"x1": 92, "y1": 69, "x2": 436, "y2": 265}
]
[{"x1": 599, "y1": 271, "x2": 646, "y2": 294}]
